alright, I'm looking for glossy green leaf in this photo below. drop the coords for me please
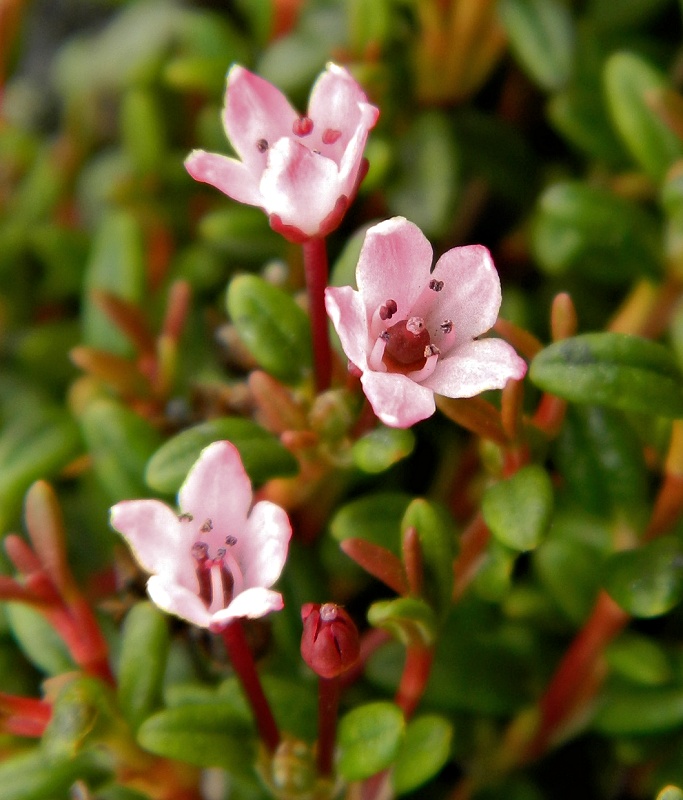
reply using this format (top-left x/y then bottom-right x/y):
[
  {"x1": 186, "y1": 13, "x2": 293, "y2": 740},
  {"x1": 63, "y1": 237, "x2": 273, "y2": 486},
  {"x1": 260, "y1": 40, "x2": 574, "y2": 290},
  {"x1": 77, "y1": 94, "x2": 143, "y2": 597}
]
[
  {"x1": 226, "y1": 274, "x2": 312, "y2": 384},
  {"x1": 534, "y1": 538, "x2": 602, "y2": 624},
  {"x1": 337, "y1": 702, "x2": 405, "y2": 781},
  {"x1": 498, "y1": 0, "x2": 575, "y2": 91},
  {"x1": 554, "y1": 406, "x2": 648, "y2": 520},
  {"x1": 473, "y1": 543, "x2": 515, "y2": 602},
  {"x1": 401, "y1": 498, "x2": 454, "y2": 618},
  {"x1": 604, "y1": 52, "x2": 683, "y2": 181},
  {"x1": 81, "y1": 210, "x2": 146, "y2": 356},
  {"x1": 120, "y1": 88, "x2": 166, "y2": 174},
  {"x1": 386, "y1": 111, "x2": 459, "y2": 238},
  {"x1": 368, "y1": 597, "x2": 439, "y2": 647},
  {"x1": 5, "y1": 603, "x2": 75, "y2": 675},
  {"x1": 657, "y1": 787, "x2": 683, "y2": 800},
  {"x1": 329, "y1": 492, "x2": 412, "y2": 555},
  {"x1": 482, "y1": 465, "x2": 553, "y2": 552},
  {"x1": 0, "y1": 749, "x2": 100, "y2": 800},
  {"x1": 593, "y1": 683, "x2": 683, "y2": 735},
  {"x1": 137, "y1": 703, "x2": 255, "y2": 773},
  {"x1": 198, "y1": 206, "x2": 283, "y2": 261},
  {"x1": 605, "y1": 632, "x2": 674, "y2": 687},
  {"x1": 392, "y1": 715, "x2": 452, "y2": 795},
  {"x1": 352, "y1": 426, "x2": 415, "y2": 474},
  {"x1": 79, "y1": 398, "x2": 163, "y2": 501},
  {"x1": 145, "y1": 417, "x2": 298, "y2": 494},
  {"x1": 603, "y1": 536, "x2": 683, "y2": 617},
  {"x1": 530, "y1": 333, "x2": 683, "y2": 418},
  {"x1": 531, "y1": 182, "x2": 662, "y2": 282},
  {"x1": 117, "y1": 602, "x2": 170, "y2": 731}
]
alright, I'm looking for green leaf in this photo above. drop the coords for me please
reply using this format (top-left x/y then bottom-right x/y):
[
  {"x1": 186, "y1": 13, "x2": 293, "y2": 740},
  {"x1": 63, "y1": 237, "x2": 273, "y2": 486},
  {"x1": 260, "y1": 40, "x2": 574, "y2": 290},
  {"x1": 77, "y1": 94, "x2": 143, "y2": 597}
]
[
  {"x1": 531, "y1": 181, "x2": 662, "y2": 283},
  {"x1": 337, "y1": 702, "x2": 405, "y2": 781},
  {"x1": 226, "y1": 274, "x2": 312, "y2": 384},
  {"x1": 198, "y1": 206, "x2": 283, "y2": 262},
  {"x1": 386, "y1": 111, "x2": 459, "y2": 238},
  {"x1": 0, "y1": 748, "x2": 100, "y2": 800},
  {"x1": 401, "y1": 498, "x2": 454, "y2": 618},
  {"x1": 392, "y1": 715, "x2": 452, "y2": 795},
  {"x1": 530, "y1": 333, "x2": 683, "y2": 418},
  {"x1": 117, "y1": 602, "x2": 170, "y2": 731},
  {"x1": 137, "y1": 703, "x2": 255, "y2": 774},
  {"x1": 368, "y1": 597, "x2": 439, "y2": 647},
  {"x1": 79, "y1": 398, "x2": 163, "y2": 501},
  {"x1": 145, "y1": 418, "x2": 298, "y2": 494},
  {"x1": 352, "y1": 426, "x2": 415, "y2": 474},
  {"x1": 603, "y1": 536, "x2": 683, "y2": 618},
  {"x1": 554, "y1": 406, "x2": 649, "y2": 520},
  {"x1": 482, "y1": 465, "x2": 553, "y2": 552},
  {"x1": 534, "y1": 538, "x2": 602, "y2": 624},
  {"x1": 605, "y1": 632, "x2": 674, "y2": 687},
  {"x1": 5, "y1": 603, "x2": 75, "y2": 675},
  {"x1": 498, "y1": 0, "x2": 575, "y2": 91},
  {"x1": 593, "y1": 683, "x2": 683, "y2": 735},
  {"x1": 586, "y1": 0, "x2": 672, "y2": 29},
  {"x1": 656, "y1": 788, "x2": 683, "y2": 800},
  {"x1": 81, "y1": 210, "x2": 145, "y2": 356},
  {"x1": 473, "y1": 542, "x2": 516, "y2": 603},
  {"x1": 604, "y1": 51, "x2": 683, "y2": 181},
  {"x1": 329, "y1": 492, "x2": 412, "y2": 555},
  {"x1": 120, "y1": 88, "x2": 167, "y2": 175}
]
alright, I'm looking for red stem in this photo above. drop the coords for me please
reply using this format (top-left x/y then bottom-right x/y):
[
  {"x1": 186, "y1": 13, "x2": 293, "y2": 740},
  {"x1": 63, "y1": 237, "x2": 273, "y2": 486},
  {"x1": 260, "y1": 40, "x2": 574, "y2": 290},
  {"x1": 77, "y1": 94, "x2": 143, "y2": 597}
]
[
  {"x1": 317, "y1": 676, "x2": 340, "y2": 776},
  {"x1": 395, "y1": 644, "x2": 434, "y2": 719},
  {"x1": 219, "y1": 621, "x2": 281, "y2": 752},
  {"x1": 302, "y1": 237, "x2": 332, "y2": 393}
]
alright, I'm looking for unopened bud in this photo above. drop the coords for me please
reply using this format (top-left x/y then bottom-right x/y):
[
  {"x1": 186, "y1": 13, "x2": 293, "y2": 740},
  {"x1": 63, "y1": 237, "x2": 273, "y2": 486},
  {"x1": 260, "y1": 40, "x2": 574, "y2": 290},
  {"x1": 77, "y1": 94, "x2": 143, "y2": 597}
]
[{"x1": 300, "y1": 603, "x2": 360, "y2": 679}]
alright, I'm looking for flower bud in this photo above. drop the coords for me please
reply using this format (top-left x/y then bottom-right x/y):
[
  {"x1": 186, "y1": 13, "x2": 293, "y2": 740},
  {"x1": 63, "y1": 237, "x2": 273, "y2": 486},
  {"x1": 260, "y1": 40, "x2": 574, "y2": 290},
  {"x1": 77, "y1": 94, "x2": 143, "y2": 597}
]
[{"x1": 300, "y1": 603, "x2": 360, "y2": 679}]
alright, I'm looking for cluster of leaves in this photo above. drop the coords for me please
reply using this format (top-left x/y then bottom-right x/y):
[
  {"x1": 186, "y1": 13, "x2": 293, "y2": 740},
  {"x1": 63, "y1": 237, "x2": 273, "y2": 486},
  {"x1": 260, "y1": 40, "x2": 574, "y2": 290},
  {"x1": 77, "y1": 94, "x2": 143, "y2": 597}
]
[{"x1": 4, "y1": 1, "x2": 683, "y2": 799}]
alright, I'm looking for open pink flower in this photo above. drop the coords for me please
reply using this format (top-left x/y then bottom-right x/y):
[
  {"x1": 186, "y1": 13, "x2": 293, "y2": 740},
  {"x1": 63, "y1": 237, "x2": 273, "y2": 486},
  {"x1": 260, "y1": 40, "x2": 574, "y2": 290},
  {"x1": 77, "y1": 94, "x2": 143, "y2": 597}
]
[
  {"x1": 325, "y1": 217, "x2": 527, "y2": 428},
  {"x1": 185, "y1": 63, "x2": 379, "y2": 242},
  {"x1": 110, "y1": 441, "x2": 292, "y2": 630}
]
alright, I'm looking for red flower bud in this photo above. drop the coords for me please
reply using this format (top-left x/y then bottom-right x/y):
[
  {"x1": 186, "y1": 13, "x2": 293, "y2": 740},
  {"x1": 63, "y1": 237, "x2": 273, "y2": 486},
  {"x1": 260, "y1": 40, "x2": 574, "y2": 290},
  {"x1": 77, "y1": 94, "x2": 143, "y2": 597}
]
[{"x1": 300, "y1": 603, "x2": 360, "y2": 679}]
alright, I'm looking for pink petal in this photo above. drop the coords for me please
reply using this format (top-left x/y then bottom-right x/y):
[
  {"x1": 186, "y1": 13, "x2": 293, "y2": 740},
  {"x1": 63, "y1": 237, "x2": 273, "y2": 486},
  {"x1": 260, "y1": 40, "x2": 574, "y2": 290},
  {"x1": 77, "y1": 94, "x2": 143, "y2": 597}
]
[
  {"x1": 260, "y1": 138, "x2": 344, "y2": 237},
  {"x1": 184, "y1": 151, "x2": 262, "y2": 206},
  {"x1": 307, "y1": 63, "x2": 379, "y2": 163},
  {"x1": 223, "y1": 65, "x2": 298, "y2": 173},
  {"x1": 240, "y1": 501, "x2": 292, "y2": 590},
  {"x1": 178, "y1": 441, "x2": 253, "y2": 544},
  {"x1": 110, "y1": 500, "x2": 195, "y2": 586},
  {"x1": 428, "y1": 245, "x2": 502, "y2": 346},
  {"x1": 356, "y1": 218, "x2": 433, "y2": 324},
  {"x1": 361, "y1": 371, "x2": 436, "y2": 428},
  {"x1": 147, "y1": 575, "x2": 213, "y2": 628},
  {"x1": 336, "y1": 102, "x2": 379, "y2": 195},
  {"x1": 325, "y1": 285, "x2": 371, "y2": 371},
  {"x1": 211, "y1": 587, "x2": 284, "y2": 626},
  {"x1": 423, "y1": 338, "x2": 528, "y2": 397}
]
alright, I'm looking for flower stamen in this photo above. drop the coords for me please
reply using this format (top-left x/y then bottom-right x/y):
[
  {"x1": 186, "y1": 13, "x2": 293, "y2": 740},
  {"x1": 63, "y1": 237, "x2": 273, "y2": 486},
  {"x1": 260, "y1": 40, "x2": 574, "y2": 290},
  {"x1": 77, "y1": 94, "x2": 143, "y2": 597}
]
[
  {"x1": 293, "y1": 116, "x2": 314, "y2": 136},
  {"x1": 322, "y1": 128, "x2": 342, "y2": 144},
  {"x1": 379, "y1": 299, "x2": 398, "y2": 321},
  {"x1": 257, "y1": 139, "x2": 269, "y2": 152},
  {"x1": 429, "y1": 279, "x2": 444, "y2": 292},
  {"x1": 192, "y1": 542, "x2": 213, "y2": 607}
]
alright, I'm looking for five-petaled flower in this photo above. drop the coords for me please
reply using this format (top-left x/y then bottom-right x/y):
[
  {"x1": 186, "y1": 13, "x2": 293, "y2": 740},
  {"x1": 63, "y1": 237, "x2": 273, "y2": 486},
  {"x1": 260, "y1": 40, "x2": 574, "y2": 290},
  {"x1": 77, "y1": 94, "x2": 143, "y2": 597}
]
[
  {"x1": 325, "y1": 217, "x2": 527, "y2": 428},
  {"x1": 110, "y1": 441, "x2": 292, "y2": 630},
  {"x1": 185, "y1": 63, "x2": 379, "y2": 243}
]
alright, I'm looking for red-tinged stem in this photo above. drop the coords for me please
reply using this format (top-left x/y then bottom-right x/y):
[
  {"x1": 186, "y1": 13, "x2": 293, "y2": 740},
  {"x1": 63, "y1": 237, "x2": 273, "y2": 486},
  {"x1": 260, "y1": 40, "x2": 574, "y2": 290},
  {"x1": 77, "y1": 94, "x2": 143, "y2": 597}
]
[
  {"x1": 219, "y1": 620, "x2": 281, "y2": 752},
  {"x1": 452, "y1": 513, "x2": 490, "y2": 601},
  {"x1": 302, "y1": 237, "x2": 332, "y2": 393},
  {"x1": 524, "y1": 591, "x2": 628, "y2": 761},
  {"x1": 340, "y1": 538, "x2": 409, "y2": 595},
  {"x1": 317, "y1": 676, "x2": 340, "y2": 776},
  {"x1": 395, "y1": 644, "x2": 434, "y2": 719}
]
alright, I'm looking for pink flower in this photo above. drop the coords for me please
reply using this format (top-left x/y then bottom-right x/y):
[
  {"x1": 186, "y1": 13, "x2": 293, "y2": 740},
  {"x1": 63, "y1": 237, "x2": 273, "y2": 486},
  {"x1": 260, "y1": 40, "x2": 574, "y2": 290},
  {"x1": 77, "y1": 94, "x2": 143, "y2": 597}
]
[
  {"x1": 325, "y1": 217, "x2": 527, "y2": 428},
  {"x1": 184, "y1": 63, "x2": 379, "y2": 242},
  {"x1": 110, "y1": 441, "x2": 292, "y2": 630}
]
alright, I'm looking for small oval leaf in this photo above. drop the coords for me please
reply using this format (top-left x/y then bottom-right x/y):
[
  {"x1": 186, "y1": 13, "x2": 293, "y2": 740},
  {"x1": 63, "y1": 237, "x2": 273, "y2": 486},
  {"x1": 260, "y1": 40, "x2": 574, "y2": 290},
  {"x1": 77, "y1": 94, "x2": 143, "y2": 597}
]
[
  {"x1": 337, "y1": 702, "x2": 405, "y2": 781},
  {"x1": 482, "y1": 465, "x2": 554, "y2": 552},
  {"x1": 226, "y1": 274, "x2": 312, "y2": 384},
  {"x1": 392, "y1": 715, "x2": 453, "y2": 795},
  {"x1": 530, "y1": 333, "x2": 683, "y2": 418},
  {"x1": 145, "y1": 417, "x2": 298, "y2": 494}
]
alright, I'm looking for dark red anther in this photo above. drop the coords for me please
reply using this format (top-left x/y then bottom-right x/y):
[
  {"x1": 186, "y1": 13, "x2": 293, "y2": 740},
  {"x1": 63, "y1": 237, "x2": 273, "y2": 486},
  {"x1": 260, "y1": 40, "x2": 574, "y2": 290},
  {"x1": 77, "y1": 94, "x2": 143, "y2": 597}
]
[
  {"x1": 301, "y1": 603, "x2": 360, "y2": 679},
  {"x1": 322, "y1": 128, "x2": 342, "y2": 144},
  {"x1": 379, "y1": 299, "x2": 398, "y2": 321},
  {"x1": 257, "y1": 139, "x2": 269, "y2": 152},
  {"x1": 293, "y1": 116, "x2": 314, "y2": 136},
  {"x1": 429, "y1": 279, "x2": 444, "y2": 292}
]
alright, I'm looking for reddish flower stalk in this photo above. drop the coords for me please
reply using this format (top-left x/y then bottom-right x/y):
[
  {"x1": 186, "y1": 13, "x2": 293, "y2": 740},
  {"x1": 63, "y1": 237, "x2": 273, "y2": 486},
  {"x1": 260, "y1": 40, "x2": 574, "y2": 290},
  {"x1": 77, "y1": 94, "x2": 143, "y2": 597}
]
[
  {"x1": 303, "y1": 237, "x2": 333, "y2": 393},
  {"x1": 220, "y1": 620, "x2": 281, "y2": 753}
]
